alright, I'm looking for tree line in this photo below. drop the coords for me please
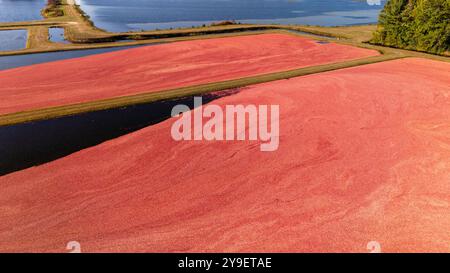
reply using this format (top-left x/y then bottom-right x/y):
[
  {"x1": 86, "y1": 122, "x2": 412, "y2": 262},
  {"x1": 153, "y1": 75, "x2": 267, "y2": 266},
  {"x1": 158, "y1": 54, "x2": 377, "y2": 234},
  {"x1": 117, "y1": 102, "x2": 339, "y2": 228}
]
[{"x1": 372, "y1": 0, "x2": 449, "y2": 55}]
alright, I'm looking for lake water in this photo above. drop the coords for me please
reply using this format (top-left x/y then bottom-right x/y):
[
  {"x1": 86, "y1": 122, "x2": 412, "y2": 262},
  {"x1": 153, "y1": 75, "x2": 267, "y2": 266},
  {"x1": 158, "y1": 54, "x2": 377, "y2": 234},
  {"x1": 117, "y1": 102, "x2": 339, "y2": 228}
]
[
  {"x1": 0, "y1": 0, "x2": 45, "y2": 23},
  {"x1": 76, "y1": 0, "x2": 386, "y2": 32},
  {"x1": 49, "y1": 27, "x2": 69, "y2": 43},
  {"x1": 0, "y1": 30, "x2": 28, "y2": 51},
  {"x1": 0, "y1": 45, "x2": 144, "y2": 70}
]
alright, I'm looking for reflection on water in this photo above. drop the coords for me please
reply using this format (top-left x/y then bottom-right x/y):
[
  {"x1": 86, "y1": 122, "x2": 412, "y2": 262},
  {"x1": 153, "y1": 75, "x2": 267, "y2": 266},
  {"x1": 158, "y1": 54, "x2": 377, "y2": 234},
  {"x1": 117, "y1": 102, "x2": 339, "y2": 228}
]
[
  {"x1": 0, "y1": 45, "x2": 143, "y2": 71},
  {"x1": 0, "y1": 90, "x2": 239, "y2": 176},
  {"x1": 76, "y1": 0, "x2": 386, "y2": 32},
  {"x1": 0, "y1": 30, "x2": 28, "y2": 51},
  {"x1": 0, "y1": 0, "x2": 45, "y2": 22},
  {"x1": 49, "y1": 27, "x2": 69, "y2": 44}
]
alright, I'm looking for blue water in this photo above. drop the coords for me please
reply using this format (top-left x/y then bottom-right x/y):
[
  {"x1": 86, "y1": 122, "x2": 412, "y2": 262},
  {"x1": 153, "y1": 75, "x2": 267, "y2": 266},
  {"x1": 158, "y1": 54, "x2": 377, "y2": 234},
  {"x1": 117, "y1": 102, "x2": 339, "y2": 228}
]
[
  {"x1": 76, "y1": 0, "x2": 386, "y2": 32},
  {"x1": 49, "y1": 27, "x2": 69, "y2": 43},
  {"x1": 0, "y1": 45, "x2": 144, "y2": 70},
  {"x1": 0, "y1": 90, "x2": 237, "y2": 176},
  {"x1": 0, "y1": 30, "x2": 28, "y2": 51},
  {"x1": 0, "y1": 0, "x2": 45, "y2": 22}
]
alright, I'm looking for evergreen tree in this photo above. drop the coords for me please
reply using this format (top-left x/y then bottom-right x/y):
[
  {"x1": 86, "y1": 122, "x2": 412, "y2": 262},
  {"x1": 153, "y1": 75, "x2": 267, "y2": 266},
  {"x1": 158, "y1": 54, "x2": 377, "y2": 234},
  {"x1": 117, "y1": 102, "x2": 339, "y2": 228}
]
[{"x1": 372, "y1": 0, "x2": 450, "y2": 55}]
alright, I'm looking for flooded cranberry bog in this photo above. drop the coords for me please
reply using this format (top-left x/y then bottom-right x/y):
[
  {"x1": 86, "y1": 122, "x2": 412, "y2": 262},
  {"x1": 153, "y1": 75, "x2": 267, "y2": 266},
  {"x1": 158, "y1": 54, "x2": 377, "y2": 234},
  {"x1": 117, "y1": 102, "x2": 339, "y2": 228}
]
[
  {"x1": 1, "y1": 58, "x2": 449, "y2": 252},
  {"x1": 0, "y1": 33, "x2": 379, "y2": 116}
]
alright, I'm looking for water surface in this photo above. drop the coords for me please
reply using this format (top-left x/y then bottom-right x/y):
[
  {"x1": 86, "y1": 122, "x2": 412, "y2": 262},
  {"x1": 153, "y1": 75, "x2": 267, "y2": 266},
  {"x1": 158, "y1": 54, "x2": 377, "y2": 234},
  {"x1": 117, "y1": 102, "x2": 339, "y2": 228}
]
[
  {"x1": 0, "y1": 45, "x2": 143, "y2": 70},
  {"x1": 76, "y1": 0, "x2": 386, "y2": 32},
  {"x1": 0, "y1": 30, "x2": 27, "y2": 51},
  {"x1": 0, "y1": 0, "x2": 45, "y2": 22},
  {"x1": 0, "y1": 90, "x2": 238, "y2": 176},
  {"x1": 49, "y1": 27, "x2": 69, "y2": 43}
]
